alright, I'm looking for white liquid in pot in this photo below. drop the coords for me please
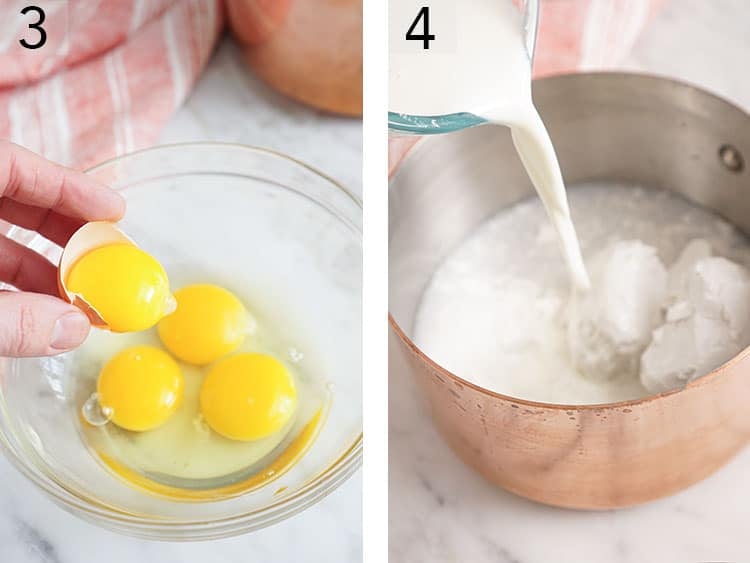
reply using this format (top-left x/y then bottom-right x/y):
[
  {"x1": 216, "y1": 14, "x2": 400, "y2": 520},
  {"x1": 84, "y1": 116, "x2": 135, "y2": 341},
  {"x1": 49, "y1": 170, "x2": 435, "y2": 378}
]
[{"x1": 414, "y1": 184, "x2": 750, "y2": 404}]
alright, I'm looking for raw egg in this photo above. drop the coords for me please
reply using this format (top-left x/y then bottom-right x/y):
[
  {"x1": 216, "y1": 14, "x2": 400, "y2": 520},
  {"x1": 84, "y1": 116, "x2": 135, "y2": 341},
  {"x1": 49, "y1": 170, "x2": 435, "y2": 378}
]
[
  {"x1": 200, "y1": 353, "x2": 297, "y2": 441},
  {"x1": 158, "y1": 284, "x2": 248, "y2": 365},
  {"x1": 97, "y1": 345, "x2": 183, "y2": 432},
  {"x1": 59, "y1": 222, "x2": 175, "y2": 332}
]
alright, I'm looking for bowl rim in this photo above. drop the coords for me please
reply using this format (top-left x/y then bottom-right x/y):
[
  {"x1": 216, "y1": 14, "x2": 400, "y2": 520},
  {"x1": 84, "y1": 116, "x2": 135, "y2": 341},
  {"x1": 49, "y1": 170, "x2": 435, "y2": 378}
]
[
  {"x1": 0, "y1": 141, "x2": 363, "y2": 539},
  {"x1": 388, "y1": 70, "x2": 750, "y2": 412},
  {"x1": 88, "y1": 141, "x2": 363, "y2": 209}
]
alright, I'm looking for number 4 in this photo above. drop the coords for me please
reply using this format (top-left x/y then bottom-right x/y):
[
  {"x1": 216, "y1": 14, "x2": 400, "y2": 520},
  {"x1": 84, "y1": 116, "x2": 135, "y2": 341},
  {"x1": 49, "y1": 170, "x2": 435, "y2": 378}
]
[{"x1": 406, "y1": 7, "x2": 435, "y2": 50}]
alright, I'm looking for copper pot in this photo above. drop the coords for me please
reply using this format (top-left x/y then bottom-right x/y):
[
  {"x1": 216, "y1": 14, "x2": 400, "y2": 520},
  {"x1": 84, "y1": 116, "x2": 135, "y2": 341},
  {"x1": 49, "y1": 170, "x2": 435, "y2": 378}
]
[
  {"x1": 389, "y1": 73, "x2": 750, "y2": 509},
  {"x1": 226, "y1": 0, "x2": 362, "y2": 116}
]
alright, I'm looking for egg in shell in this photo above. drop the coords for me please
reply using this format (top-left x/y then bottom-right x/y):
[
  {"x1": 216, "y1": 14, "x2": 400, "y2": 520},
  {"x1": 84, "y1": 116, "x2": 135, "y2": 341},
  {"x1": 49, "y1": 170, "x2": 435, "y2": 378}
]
[{"x1": 58, "y1": 222, "x2": 176, "y2": 333}]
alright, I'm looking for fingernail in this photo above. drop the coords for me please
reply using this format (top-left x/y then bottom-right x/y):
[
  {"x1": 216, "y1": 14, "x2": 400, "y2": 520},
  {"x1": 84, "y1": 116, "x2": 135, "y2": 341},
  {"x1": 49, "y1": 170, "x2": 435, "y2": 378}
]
[
  {"x1": 104, "y1": 189, "x2": 127, "y2": 218},
  {"x1": 51, "y1": 311, "x2": 90, "y2": 350}
]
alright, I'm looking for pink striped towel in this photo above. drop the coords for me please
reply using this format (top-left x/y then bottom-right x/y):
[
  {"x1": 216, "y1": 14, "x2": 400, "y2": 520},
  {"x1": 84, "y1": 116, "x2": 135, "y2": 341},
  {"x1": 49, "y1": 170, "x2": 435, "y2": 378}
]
[
  {"x1": 0, "y1": 0, "x2": 223, "y2": 170},
  {"x1": 533, "y1": 0, "x2": 668, "y2": 76}
]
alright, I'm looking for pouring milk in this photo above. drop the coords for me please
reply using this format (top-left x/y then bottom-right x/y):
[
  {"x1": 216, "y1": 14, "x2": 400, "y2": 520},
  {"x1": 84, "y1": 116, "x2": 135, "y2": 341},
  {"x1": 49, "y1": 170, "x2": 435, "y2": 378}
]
[{"x1": 389, "y1": 0, "x2": 591, "y2": 289}]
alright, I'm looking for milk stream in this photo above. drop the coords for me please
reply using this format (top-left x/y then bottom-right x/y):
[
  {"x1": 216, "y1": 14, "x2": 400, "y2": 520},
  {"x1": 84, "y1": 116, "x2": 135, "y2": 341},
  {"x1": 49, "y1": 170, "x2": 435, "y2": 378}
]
[{"x1": 390, "y1": 0, "x2": 590, "y2": 289}]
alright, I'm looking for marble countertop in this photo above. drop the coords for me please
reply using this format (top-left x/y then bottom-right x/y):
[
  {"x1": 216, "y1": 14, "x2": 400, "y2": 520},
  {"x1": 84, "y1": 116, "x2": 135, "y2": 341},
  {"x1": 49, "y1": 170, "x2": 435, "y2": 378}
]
[
  {"x1": 0, "y1": 38, "x2": 362, "y2": 563},
  {"x1": 389, "y1": 1, "x2": 750, "y2": 562}
]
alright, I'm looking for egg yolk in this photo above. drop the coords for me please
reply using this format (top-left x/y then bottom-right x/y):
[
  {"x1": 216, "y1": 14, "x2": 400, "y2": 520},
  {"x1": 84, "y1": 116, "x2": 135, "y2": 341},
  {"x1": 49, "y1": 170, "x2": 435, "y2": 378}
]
[
  {"x1": 65, "y1": 243, "x2": 173, "y2": 332},
  {"x1": 200, "y1": 353, "x2": 297, "y2": 441},
  {"x1": 97, "y1": 345, "x2": 183, "y2": 432},
  {"x1": 158, "y1": 284, "x2": 247, "y2": 365}
]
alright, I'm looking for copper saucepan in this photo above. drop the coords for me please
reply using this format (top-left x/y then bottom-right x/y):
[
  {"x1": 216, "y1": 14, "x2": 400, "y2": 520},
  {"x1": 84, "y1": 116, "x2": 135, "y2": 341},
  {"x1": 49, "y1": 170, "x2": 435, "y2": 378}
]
[{"x1": 389, "y1": 72, "x2": 750, "y2": 510}]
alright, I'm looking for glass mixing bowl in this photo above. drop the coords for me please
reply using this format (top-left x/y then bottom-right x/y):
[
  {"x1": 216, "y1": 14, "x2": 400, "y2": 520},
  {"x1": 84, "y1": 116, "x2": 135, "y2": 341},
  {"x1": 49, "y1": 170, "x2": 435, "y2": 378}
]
[
  {"x1": 388, "y1": 0, "x2": 539, "y2": 135},
  {"x1": 0, "y1": 143, "x2": 362, "y2": 540}
]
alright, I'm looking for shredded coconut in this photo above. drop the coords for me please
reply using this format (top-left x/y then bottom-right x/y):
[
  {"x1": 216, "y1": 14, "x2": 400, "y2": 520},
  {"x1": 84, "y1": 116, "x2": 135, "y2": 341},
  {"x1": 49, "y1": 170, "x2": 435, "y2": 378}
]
[{"x1": 413, "y1": 183, "x2": 750, "y2": 404}]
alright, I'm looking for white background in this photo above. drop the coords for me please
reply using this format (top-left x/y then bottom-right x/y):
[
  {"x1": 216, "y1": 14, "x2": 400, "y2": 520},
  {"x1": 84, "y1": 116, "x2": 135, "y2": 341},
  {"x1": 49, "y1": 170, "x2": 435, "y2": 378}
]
[{"x1": 389, "y1": 0, "x2": 750, "y2": 561}]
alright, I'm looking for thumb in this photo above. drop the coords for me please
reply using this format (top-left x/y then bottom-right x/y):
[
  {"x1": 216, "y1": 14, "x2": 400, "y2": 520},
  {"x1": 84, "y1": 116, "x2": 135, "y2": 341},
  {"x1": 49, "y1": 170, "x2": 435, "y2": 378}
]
[{"x1": 0, "y1": 292, "x2": 91, "y2": 357}]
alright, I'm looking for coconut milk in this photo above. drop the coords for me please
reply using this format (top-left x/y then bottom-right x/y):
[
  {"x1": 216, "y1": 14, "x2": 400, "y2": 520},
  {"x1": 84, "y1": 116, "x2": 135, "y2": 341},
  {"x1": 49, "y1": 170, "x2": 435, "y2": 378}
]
[{"x1": 390, "y1": 0, "x2": 590, "y2": 288}]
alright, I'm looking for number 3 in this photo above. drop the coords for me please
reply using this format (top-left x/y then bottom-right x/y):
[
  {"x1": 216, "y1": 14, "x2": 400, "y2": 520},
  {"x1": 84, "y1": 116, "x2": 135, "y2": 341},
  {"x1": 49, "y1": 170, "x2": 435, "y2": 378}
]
[{"x1": 19, "y1": 5, "x2": 47, "y2": 50}]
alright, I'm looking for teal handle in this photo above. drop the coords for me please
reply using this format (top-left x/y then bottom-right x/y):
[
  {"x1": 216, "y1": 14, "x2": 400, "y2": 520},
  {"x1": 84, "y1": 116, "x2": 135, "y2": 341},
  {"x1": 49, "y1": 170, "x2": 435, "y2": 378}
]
[{"x1": 388, "y1": 111, "x2": 487, "y2": 135}]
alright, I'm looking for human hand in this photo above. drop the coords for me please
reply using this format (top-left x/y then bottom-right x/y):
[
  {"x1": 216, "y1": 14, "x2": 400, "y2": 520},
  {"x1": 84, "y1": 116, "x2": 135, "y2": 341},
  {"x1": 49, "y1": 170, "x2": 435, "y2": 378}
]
[{"x1": 0, "y1": 141, "x2": 125, "y2": 357}]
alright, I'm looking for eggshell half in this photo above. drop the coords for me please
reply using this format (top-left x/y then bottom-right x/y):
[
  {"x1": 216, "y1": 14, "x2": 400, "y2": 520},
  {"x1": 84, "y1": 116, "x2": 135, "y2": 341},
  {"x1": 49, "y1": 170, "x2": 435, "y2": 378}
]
[{"x1": 58, "y1": 222, "x2": 135, "y2": 329}]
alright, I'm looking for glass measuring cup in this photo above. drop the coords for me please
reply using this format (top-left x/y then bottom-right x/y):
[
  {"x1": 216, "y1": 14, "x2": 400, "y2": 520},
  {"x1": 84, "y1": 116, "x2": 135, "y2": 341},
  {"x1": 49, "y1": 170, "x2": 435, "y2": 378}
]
[{"x1": 388, "y1": 0, "x2": 539, "y2": 135}]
